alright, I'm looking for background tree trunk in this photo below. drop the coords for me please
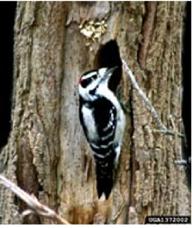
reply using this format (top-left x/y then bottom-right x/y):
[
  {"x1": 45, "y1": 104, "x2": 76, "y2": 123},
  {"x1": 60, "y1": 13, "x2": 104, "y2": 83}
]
[{"x1": 0, "y1": 1, "x2": 190, "y2": 224}]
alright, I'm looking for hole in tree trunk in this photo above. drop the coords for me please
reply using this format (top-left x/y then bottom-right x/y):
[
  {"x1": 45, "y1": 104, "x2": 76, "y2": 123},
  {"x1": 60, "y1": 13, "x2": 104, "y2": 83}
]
[
  {"x1": 94, "y1": 40, "x2": 122, "y2": 93},
  {"x1": 0, "y1": 2, "x2": 16, "y2": 149}
]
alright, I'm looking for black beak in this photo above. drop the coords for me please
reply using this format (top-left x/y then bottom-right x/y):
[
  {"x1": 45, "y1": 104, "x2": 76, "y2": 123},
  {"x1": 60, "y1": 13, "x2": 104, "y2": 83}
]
[
  {"x1": 103, "y1": 66, "x2": 118, "y2": 82},
  {"x1": 106, "y1": 66, "x2": 118, "y2": 75},
  {"x1": 99, "y1": 66, "x2": 119, "y2": 84}
]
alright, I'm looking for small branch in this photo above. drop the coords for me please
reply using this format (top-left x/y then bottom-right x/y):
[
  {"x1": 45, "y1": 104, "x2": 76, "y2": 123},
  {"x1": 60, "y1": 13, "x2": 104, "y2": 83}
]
[
  {"x1": 152, "y1": 129, "x2": 184, "y2": 138},
  {"x1": 122, "y1": 59, "x2": 184, "y2": 138},
  {"x1": 175, "y1": 157, "x2": 191, "y2": 166},
  {"x1": 175, "y1": 159, "x2": 187, "y2": 166},
  {"x1": 122, "y1": 59, "x2": 166, "y2": 130},
  {"x1": 21, "y1": 209, "x2": 35, "y2": 218},
  {"x1": 0, "y1": 175, "x2": 70, "y2": 224}
]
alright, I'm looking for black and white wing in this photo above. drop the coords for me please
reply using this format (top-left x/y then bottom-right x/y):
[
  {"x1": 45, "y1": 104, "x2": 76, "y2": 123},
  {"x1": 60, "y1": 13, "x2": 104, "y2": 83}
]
[{"x1": 79, "y1": 96, "x2": 117, "y2": 199}]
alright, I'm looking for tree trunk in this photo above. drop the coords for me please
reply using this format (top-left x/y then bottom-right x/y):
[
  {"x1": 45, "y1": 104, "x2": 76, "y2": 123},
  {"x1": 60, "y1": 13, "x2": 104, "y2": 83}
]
[{"x1": 0, "y1": 1, "x2": 190, "y2": 224}]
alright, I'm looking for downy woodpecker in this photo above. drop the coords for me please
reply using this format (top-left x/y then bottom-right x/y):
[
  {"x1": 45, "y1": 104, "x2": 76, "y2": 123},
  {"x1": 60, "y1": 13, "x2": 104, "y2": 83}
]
[{"x1": 79, "y1": 67, "x2": 126, "y2": 199}]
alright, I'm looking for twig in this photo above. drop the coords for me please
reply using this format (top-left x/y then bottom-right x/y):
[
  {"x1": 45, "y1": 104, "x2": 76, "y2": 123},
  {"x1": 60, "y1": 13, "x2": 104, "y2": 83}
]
[
  {"x1": 122, "y1": 59, "x2": 166, "y2": 130},
  {"x1": 122, "y1": 59, "x2": 184, "y2": 138},
  {"x1": 21, "y1": 209, "x2": 35, "y2": 218},
  {"x1": 175, "y1": 159, "x2": 187, "y2": 166},
  {"x1": 152, "y1": 129, "x2": 184, "y2": 138},
  {"x1": 0, "y1": 175, "x2": 70, "y2": 224},
  {"x1": 175, "y1": 157, "x2": 191, "y2": 166}
]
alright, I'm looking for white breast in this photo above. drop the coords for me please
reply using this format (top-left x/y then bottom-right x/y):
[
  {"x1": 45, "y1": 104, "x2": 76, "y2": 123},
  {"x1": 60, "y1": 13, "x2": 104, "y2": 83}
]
[{"x1": 82, "y1": 105, "x2": 98, "y2": 142}]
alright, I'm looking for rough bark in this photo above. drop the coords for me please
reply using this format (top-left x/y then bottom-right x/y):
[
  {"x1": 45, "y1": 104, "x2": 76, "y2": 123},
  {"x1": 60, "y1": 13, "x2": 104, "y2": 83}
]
[{"x1": 0, "y1": 1, "x2": 190, "y2": 224}]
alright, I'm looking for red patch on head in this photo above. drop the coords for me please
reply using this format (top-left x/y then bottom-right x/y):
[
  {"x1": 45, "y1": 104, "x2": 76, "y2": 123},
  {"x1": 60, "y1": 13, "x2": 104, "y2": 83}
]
[{"x1": 77, "y1": 76, "x2": 84, "y2": 86}]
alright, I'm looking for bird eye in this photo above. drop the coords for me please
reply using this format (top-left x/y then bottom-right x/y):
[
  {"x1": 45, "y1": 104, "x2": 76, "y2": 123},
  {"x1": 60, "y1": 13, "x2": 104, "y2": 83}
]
[
  {"x1": 80, "y1": 73, "x2": 97, "y2": 88},
  {"x1": 92, "y1": 74, "x2": 97, "y2": 80}
]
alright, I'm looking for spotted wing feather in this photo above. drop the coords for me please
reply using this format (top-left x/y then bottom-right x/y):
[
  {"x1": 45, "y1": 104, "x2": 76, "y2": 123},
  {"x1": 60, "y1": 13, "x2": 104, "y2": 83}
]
[{"x1": 79, "y1": 96, "x2": 117, "y2": 199}]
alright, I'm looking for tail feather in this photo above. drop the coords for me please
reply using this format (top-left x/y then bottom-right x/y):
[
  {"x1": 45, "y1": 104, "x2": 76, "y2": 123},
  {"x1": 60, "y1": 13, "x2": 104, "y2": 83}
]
[
  {"x1": 96, "y1": 163, "x2": 114, "y2": 199},
  {"x1": 96, "y1": 175, "x2": 113, "y2": 199}
]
